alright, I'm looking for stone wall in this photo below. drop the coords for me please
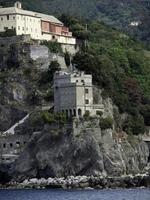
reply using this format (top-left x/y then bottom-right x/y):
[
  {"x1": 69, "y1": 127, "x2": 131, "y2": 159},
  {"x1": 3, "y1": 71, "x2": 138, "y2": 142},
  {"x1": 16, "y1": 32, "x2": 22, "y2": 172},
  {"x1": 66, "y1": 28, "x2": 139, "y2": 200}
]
[
  {"x1": 0, "y1": 134, "x2": 30, "y2": 164},
  {"x1": 0, "y1": 35, "x2": 31, "y2": 46}
]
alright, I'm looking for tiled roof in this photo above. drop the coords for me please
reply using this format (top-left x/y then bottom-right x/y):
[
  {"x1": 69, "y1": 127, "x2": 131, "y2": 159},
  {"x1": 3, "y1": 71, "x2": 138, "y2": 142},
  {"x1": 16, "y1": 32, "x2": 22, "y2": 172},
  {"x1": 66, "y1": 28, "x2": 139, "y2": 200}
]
[
  {"x1": 36, "y1": 13, "x2": 63, "y2": 25},
  {"x1": 0, "y1": 7, "x2": 63, "y2": 25}
]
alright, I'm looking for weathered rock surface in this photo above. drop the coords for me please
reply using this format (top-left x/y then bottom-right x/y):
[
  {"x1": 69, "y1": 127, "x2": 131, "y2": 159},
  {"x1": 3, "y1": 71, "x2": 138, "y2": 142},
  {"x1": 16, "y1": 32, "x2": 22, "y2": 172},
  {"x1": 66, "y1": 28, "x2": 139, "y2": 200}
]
[
  {"x1": 12, "y1": 119, "x2": 149, "y2": 181},
  {"x1": 5, "y1": 174, "x2": 150, "y2": 189}
]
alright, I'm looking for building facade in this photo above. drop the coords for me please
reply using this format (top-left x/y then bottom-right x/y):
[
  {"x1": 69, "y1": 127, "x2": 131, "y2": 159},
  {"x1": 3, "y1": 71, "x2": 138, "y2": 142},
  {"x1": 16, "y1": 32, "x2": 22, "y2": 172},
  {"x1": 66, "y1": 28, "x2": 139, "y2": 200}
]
[
  {"x1": 0, "y1": 2, "x2": 76, "y2": 45},
  {"x1": 54, "y1": 71, "x2": 104, "y2": 117}
]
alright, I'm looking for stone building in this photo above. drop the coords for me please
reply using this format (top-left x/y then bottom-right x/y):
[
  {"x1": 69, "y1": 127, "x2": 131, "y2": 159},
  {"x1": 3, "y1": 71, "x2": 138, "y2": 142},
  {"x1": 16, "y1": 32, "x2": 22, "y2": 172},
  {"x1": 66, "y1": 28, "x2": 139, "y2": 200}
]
[
  {"x1": 0, "y1": 134, "x2": 29, "y2": 164},
  {"x1": 54, "y1": 71, "x2": 104, "y2": 117},
  {"x1": 0, "y1": 2, "x2": 76, "y2": 46}
]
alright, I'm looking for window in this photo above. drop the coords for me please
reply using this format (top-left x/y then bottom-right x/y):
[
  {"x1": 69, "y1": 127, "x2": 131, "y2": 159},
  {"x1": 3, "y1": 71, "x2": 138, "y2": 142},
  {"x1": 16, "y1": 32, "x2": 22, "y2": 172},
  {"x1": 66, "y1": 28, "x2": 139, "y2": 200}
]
[
  {"x1": 96, "y1": 110, "x2": 103, "y2": 116},
  {"x1": 73, "y1": 109, "x2": 76, "y2": 116},
  {"x1": 78, "y1": 109, "x2": 82, "y2": 116},
  {"x1": 10, "y1": 143, "x2": 13, "y2": 148},
  {"x1": 1, "y1": 17, "x2": 3, "y2": 21},
  {"x1": 7, "y1": 15, "x2": 9, "y2": 20},
  {"x1": 85, "y1": 88, "x2": 89, "y2": 94},
  {"x1": 16, "y1": 142, "x2": 20, "y2": 147},
  {"x1": 13, "y1": 16, "x2": 15, "y2": 20},
  {"x1": 85, "y1": 99, "x2": 89, "y2": 104},
  {"x1": 76, "y1": 80, "x2": 78, "y2": 83},
  {"x1": 3, "y1": 144, "x2": 6, "y2": 148},
  {"x1": 69, "y1": 109, "x2": 72, "y2": 116},
  {"x1": 22, "y1": 27, "x2": 24, "y2": 31}
]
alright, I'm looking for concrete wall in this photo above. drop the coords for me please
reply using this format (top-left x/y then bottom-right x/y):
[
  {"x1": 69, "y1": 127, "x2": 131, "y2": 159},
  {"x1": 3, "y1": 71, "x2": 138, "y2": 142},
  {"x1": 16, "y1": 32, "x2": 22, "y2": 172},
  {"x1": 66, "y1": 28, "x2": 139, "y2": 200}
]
[
  {"x1": 0, "y1": 35, "x2": 31, "y2": 46},
  {"x1": 41, "y1": 32, "x2": 76, "y2": 45},
  {"x1": 54, "y1": 72, "x2": 95, "y2": 117},
  {"x1": 30, "y1": 45, "x2": 49, "y2": 61},
  {"x1": 0, "y1": 134, "x2": 30, "y2": 164},
  {"x1": 16, "y1": 14, "x2": 42, "y2": 40},
  {"x1": 0, "y1": 14, "x2": 16, "y2": 32}
]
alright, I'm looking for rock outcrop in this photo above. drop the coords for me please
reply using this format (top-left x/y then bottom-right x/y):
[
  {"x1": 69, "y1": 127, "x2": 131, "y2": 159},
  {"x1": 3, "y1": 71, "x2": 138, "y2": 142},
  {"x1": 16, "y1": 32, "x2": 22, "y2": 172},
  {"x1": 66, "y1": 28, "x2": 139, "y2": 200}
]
[{"x1": 12, "y1": 118, "x2": 149, "y2": 181}]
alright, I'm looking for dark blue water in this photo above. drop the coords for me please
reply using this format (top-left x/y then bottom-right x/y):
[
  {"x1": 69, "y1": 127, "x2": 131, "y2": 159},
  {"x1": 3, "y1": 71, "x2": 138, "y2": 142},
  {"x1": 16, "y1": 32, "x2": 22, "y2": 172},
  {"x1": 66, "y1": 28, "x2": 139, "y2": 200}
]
[{"x1": 0, "y1": 189, "x2": 150, "y2": 200}]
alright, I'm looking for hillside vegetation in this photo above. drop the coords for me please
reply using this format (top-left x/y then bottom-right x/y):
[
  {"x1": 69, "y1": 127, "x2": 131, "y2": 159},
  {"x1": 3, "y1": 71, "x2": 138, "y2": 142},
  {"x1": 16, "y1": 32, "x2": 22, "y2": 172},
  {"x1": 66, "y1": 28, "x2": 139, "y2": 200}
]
[
  {"x1": 61, "y1": 16, "x2": 150, "y2": 135},
  {"x1": 1, "y1": 0, "x2": 150, "y2": 45}
]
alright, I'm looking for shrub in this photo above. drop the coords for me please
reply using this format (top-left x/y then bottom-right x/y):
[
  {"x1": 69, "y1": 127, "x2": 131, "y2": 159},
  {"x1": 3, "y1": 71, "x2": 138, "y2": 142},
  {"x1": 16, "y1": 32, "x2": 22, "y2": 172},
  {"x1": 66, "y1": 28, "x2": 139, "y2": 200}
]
[
  {"x1": 42, "y1": 111, "x2": 67, "y2": 124},
  {"x1": 83, "y1": 110, "x2": 90, "y2": 119},
  {"x1": 123, "y1": 115, "x2": 145, "y2": 135},
  {"x1": 100, "y1": 117, "x2": 113, "y2": 130},
  {"x1": 38, "y1": 61, "x2": 60, "y2": 85},
  {"x1": 23, "y1": 68, "x2": 31, "y2": 77},
  {"x1": 42, "y1": 111, "x2": 56, "y2": 124},
  {"x1": 0, "y1": 29, "x2": 16, "y2": 37},
  {"x1": 41, "y1": 41, "x2": 62, "y2": 53}
]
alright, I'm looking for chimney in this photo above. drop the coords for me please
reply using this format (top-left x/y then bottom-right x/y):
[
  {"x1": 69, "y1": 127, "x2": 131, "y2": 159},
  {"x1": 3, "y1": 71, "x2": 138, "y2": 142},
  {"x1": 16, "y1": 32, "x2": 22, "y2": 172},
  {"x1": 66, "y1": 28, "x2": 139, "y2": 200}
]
[{"x1": 14, "y1": 1, "x2": 22, "y2": 9}]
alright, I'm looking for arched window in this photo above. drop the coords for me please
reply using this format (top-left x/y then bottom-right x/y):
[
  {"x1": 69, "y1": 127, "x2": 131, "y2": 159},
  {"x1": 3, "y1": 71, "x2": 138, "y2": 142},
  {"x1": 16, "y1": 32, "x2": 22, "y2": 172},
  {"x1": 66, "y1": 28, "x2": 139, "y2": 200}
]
[
  {"x1": 73, "y1": 109, "x2": 76, "y2": 116},
  {"x1": 78, "y1": 109, "x2": 82, "y2": 116},
  {"x1": 65, "y1": 110, "x2": 68, "y2": 117},
  {"x1": 10, "y1": 143, "x2": 13, "y2": 148},
  {"x1": 69, "y1": 109, "x2": 72, "y2": 117}
]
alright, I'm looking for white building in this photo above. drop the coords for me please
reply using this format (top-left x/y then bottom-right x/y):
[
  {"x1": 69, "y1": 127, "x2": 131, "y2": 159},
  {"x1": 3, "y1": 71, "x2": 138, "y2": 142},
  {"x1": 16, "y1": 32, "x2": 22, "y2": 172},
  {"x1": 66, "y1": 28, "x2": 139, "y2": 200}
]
[
  {"x1": 54, "y1": 71, "x2": 104, "y2": 117},
  {"x1": 0, "y1": 2, "x2": 76, "y2": 46}
]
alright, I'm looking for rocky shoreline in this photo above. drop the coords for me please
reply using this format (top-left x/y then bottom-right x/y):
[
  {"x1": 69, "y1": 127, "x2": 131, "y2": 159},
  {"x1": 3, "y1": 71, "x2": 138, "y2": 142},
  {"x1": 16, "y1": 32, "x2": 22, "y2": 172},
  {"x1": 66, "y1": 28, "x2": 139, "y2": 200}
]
[{"x1": 1, "y1": 174, "x2": 150, "y2": 189}]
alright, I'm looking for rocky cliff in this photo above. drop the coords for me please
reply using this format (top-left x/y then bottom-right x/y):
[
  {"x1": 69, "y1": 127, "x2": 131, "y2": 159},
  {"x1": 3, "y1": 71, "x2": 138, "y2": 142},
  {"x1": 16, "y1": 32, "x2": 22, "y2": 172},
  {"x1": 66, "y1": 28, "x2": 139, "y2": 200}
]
[
  {"x1": 0, "y1": 36, "x2": 66, "y2": 131},
  {"x1": 0, "y1": 36, "x2": 149, "y2": 185},
  {"x1": 12, "y1": 118, "x2": 149, "y2": 181}
]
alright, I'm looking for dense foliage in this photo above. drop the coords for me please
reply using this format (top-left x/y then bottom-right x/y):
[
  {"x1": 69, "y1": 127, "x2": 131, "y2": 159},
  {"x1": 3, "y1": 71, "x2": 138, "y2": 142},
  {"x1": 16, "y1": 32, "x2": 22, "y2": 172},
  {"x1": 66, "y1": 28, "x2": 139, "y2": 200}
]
[{"x1": 63, "y1": 17, "x2": 150, "y2": 135}]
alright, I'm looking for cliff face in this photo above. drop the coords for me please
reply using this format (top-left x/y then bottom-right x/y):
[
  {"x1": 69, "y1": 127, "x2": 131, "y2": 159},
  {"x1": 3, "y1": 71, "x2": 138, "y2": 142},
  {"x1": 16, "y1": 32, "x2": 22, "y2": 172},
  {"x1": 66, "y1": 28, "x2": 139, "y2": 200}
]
[
  {"x1": 0, "y1": 36, "x2": 55, "y2": 131},
  {"x1": 12, "y1": 118, "x2": 149, "y2": 181}
]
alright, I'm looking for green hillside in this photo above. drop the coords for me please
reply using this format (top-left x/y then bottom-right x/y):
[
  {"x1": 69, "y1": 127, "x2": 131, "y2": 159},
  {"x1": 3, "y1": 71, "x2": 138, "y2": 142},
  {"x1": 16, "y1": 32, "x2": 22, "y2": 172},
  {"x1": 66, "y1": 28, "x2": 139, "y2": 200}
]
[{"x1": 63, "y1": 16, "x2": 150, "y2": 135}]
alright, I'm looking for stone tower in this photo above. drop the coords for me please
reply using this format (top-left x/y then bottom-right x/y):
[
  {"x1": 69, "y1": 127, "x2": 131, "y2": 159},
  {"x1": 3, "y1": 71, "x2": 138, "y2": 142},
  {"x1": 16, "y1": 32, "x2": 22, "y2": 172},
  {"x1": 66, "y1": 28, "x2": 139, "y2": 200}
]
[{"x1": 54, "y1": 71, "x2": 95, "y2": 117}]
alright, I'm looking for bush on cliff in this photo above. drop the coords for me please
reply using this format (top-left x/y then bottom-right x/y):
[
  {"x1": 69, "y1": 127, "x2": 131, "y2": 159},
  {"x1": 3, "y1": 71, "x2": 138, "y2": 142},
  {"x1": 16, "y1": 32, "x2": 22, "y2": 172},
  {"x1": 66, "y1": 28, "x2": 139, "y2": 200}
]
[
  {"x1": 41, "y1": 41, "x2": 62, "y2": 54},
  {"x1": 38, "y1": 61, "x2": 60, "y2": 85},
  {"x1": 99, "y1": 117, "x2": 113, "y2": 130},
  {"x1": 42, "y1": 111, "x2": 67, "y2": 125}
]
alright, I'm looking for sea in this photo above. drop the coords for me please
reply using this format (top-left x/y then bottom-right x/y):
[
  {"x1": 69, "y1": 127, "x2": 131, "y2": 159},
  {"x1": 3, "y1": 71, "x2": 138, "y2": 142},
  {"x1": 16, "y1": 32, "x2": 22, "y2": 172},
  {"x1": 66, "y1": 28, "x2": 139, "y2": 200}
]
[{"x1": 0, "y1": 188, "x2": 150, "y2": 200}]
